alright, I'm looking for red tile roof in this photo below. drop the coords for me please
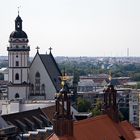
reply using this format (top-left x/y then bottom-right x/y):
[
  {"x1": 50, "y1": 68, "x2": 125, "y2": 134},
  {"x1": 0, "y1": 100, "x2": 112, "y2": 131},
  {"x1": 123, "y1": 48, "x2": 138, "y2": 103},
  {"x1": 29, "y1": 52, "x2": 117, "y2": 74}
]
[
  {"x1": 48, "y1": 114, "x2": 139, "y2": 140},
  {"x1": 47, "y1": 133, "x2": 75, "y2": 140}
]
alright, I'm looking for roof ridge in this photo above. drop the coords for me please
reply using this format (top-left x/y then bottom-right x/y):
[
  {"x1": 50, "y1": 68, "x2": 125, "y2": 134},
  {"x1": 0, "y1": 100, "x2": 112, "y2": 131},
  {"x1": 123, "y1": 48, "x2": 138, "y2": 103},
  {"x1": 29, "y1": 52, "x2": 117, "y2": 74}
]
[{"x1": 74, "y1": 114, "x2": 108, "y2": 125}]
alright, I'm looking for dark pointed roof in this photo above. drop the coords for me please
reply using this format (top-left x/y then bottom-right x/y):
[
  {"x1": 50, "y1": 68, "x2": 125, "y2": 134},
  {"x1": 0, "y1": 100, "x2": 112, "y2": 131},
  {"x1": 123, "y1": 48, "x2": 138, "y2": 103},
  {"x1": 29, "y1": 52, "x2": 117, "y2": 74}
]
[
  {"x1": 39, "y1": 53, "x2": 62, "y2": 92},
  {"x1": 0, "y1": 116, "x2": 9, "y2": 129},
  {"x1": 0, "y1": 115, "x2": 17, "y2": 137}
]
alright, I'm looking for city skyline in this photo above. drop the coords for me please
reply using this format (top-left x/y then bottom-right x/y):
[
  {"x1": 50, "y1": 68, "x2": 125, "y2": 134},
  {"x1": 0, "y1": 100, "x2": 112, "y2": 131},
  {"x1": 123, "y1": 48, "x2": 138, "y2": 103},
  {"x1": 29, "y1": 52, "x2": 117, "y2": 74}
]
[{"x1": 0, "y1": 0, "x2": 140, "y2": 57}]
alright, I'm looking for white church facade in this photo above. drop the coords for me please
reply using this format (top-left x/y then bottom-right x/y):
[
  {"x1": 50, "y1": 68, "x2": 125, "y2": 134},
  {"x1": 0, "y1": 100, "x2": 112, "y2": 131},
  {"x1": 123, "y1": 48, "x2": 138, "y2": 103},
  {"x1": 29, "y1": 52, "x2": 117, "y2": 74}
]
[{"x1": 7, "y1": 14, "x2": 61, "y2": 100}]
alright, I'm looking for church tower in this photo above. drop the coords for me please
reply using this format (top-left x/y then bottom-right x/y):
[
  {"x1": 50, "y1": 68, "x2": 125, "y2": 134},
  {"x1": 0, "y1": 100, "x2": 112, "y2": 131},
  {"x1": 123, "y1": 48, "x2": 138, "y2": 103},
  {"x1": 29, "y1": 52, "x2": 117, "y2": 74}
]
[{"x1": 7, "y1": 14, "x2": 30, "y2": 100}]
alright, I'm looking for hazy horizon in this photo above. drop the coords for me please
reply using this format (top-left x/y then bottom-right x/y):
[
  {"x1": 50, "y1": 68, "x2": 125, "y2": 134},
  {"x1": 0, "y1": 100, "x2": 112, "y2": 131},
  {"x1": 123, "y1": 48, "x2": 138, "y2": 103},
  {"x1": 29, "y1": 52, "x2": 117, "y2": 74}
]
[{"x1": 1, "y1": 0, "x2": 140, "y2": 57}]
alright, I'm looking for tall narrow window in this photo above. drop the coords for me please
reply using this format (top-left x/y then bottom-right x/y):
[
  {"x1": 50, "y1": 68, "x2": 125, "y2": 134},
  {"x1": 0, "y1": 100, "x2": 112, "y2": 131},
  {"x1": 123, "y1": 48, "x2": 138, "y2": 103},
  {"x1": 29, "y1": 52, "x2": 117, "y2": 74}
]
[
  {"x1": 16, "y1": 61, "x2": 19, "y2": 66},
  {"x1": 15, "y1": 73, "x2": 19, "y2": 80},
  {"x1": 35, "y1": 72, "x2": 40, "y2": 95},
  {"x1": 41, "y1": 84, "x2": 45, "y2": 95}
]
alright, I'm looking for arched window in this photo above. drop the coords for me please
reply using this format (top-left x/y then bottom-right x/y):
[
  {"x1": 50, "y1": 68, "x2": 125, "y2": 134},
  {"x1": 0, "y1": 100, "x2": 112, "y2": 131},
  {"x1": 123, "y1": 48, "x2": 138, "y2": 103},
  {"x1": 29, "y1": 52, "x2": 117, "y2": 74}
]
[
  {"x1": 41, "y1": 84, "x2": 45, "y2": 95},
  {"x1": 15, "y1": 73, "x2": 19, "y2": 80},
  {"x1": 36, "y1": 72, "x2": 40, "y2": 77},
  {"x1": 15, "y1": 93, "x2": 20, "y2": 98},
  {"x1": 35, "y1": 72, "x2": 40, "y2": 95}
]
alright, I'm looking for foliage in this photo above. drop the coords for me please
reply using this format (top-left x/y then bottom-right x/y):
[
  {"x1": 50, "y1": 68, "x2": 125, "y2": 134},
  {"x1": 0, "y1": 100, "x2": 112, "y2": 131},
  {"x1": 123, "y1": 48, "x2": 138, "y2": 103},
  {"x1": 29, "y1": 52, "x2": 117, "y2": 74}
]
[
  {"x1": 91, "y1": 99, "x2": 102, "y2": 117},
  {"x1": 73, "y1": 70, "x2": 80, "y2": 84},
  {"x1": 132, "y1": 73, "x2": 140, "y2": 81},
  {"x1": 58, "y1": 61, "x2": 140, "y2": 82},
  {"x1": 77, "y1": 97, "x2": 91, "y2": 112},
  {"x1": 91, "y1": 107, "x2": 102, "y2": 117},
  {"x1": 0, "y1": 61, "x2": 8, "y2": 68},
  {"x1": 137, "y1": 82, "x2": 140, "y2": 89}
]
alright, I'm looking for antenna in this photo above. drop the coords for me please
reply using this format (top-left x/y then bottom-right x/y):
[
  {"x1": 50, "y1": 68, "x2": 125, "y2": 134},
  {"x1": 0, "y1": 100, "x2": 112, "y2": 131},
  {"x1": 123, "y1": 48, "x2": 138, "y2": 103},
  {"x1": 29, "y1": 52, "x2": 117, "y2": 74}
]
[{"x1": 127, "y1": 48, "x2": 129, "y2": 57}]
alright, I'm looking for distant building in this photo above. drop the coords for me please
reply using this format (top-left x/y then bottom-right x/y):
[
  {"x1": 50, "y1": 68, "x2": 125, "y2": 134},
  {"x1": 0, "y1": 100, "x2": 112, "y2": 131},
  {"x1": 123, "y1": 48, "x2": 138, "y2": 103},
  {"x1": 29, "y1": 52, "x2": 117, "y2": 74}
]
[
  {"x1": 0, "y1": 67, "x2": 8, "y2": 81},
  {"x1": 129, "y1": 89, "x2": 140, "y2": 127},
  {"x1": 0, "y1": 81, "x2": 8, "y2": 100},
  {"x1": 77, "y1": 79, "x2": 96, "y2": 92},
  {"x1": 7, "y1": 14, "x2": 61, "y2": 100}
]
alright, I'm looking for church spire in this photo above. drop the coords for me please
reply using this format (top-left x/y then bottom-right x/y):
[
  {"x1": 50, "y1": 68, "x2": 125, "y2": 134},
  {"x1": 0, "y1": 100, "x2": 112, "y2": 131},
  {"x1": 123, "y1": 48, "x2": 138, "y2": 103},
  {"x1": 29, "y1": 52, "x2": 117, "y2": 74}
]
[{"x1": 15, "y1": 13, "x2": 22, "y2": 31}]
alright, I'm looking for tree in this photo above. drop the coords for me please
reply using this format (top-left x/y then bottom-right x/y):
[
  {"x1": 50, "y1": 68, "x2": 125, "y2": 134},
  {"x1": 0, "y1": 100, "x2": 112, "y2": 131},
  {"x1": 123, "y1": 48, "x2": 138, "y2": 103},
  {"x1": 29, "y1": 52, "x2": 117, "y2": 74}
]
[
  {"x1": 77, "y1": 97, "x2": 91, "y2": 112},
  {"x1": 132, "y1": 73, "x2": 140, "y2": 81},
  {"x1": 91, "y1": 99, "x2": 102, "y2": 117},
  {"x1": 137, "y1": 82, "x2": 140, "y2": 89}
]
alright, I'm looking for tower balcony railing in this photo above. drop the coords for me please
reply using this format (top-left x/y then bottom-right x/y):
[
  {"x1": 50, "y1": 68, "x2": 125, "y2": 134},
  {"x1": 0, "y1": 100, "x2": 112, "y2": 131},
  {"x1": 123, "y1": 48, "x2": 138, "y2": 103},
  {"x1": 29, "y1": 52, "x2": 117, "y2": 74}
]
[
  {"x1": 29, "y1": 93, "x2": 46, "y2": 96},
  {"x1": 7, "y1": 46, "x2": 30, "y2": 51}
]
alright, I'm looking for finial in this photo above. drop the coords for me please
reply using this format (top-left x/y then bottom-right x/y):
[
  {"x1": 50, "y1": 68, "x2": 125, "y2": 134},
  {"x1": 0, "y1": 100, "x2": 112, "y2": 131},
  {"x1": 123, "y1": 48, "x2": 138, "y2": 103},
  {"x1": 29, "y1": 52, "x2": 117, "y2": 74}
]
[
  {"x1": 49, "y1": 47, "x2": 52, "y2": 53},
  {"x1": 36, "y1": 46, "x2": 40, "y2": 53},
  {"x1": 17, "y1": 6, "x2": 21, "y2": 16},
  {"x1": 59, "y1": 69, "x2": 70, "y2": 88}
]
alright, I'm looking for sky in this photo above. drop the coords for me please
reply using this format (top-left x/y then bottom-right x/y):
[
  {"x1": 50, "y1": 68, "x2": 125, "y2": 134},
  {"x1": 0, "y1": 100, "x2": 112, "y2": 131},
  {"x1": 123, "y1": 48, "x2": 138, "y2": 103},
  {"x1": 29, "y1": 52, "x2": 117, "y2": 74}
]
[{"x1": 0, "y1": 0, "x2": 140, "y2": 57}]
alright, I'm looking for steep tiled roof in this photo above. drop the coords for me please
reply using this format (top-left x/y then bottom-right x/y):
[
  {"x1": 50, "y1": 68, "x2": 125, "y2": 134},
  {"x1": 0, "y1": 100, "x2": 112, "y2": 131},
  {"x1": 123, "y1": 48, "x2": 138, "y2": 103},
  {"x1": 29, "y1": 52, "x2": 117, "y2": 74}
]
[
  {"x1": 2, "y1": 108, "x2": 51, "y2": 133},
  {"x1": 0, "y1": 116, "x2": 10, "y2": 129},
  {"x1": 119, "y1": 121, "x2": 136, "y2": 140},
  {"x1": 0, "y1": 115, "x2": 17, "y2": 137},
  {"x1": 48, "y1": 114, "x2": 139, "y2": 140},
  {"x1": 39, "y1": 53, "x2": 62, "y2": 92},
  {"x1": 42, "y1": 105, "x2": 56, "y2": 123}
]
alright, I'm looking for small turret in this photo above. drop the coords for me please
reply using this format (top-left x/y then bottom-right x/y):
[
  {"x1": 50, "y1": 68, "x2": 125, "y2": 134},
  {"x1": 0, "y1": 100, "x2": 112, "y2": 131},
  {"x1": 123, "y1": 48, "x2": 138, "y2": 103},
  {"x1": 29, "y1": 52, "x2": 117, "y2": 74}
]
[{"x1": 53, "y1": 74, "x2": 73, "y2": 137}]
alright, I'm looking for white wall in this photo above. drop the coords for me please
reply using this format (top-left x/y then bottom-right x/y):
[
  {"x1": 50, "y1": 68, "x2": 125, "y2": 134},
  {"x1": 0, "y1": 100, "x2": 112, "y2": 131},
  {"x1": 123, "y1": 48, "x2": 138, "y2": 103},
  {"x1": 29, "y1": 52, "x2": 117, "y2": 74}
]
[
  {"x1": 29, "y1": 53, "x2": 56, "y2": 100},
  {"x1": 2, "y1": 101, "x2": 20, "y2": 115},
  {"x1": 8, "y1": 86, "x2": 29, "y2": 100}
]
